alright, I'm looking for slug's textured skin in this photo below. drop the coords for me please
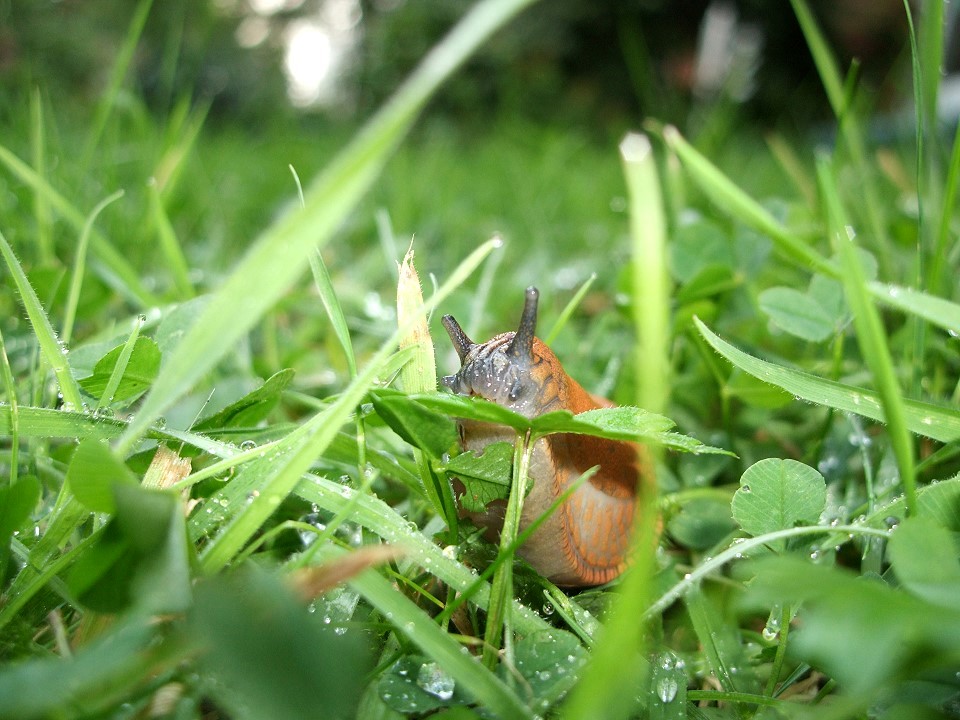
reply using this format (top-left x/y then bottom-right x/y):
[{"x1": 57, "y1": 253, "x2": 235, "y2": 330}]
[{"x1": 441, "y1": 287, "x2": 646, "y2": 587}]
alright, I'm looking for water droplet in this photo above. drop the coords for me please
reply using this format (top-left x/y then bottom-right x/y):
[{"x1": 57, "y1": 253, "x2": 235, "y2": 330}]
[
  {"x1": 417, "y1": 662, "x2": 456, "y2": 700},
  {"x1": 884, "y1": 516, "x2": 900, "y2": 529},
  {"x1": 740, "y1": 484, "x2": 751, "y2": 493},
  {"x1": 656, "y1": 676, "x2": 678, "y2": 703},
  {"x1": 239, "y1": 439, "x2": 257, "y2": 451}
]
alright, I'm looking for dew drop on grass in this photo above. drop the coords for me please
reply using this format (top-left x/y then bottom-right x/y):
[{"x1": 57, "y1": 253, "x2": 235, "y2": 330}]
[
  {"x1": 656, "y1": 676, "x2": 678, "y2": 704},
  {"x1": 416, "y1": 662, "x2": 455, "y2": 701},
  {"x1": 239, "y1": 439, "x2": 257, "y2": 451}
]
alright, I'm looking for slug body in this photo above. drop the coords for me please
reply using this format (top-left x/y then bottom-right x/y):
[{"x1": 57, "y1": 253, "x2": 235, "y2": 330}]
[{"x1": 441, "y1": 287, "x2": 643, "y2": 586}]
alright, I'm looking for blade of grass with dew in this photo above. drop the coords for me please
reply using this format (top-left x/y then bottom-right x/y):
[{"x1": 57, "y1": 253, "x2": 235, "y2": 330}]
[
  {"x1": 29, "y1": 87, "x2": 52, "y2": 265},
  {"x1": 198, "y1": 240, "x2": 499, "y2": 572},
  {"x1": 117, "y1": 0, "x2": 541, "y2": 452},
  {"x1": 662, "y1": 126, "x2": 835, "y2": 276},
  {"x1": 817, "y1": 158, "x2": 916, "y2": 516},
  {"x1": 790, "y1": 0, "x2": 890, "y2": 269},
  {"x1": 869, "y1": 282, "x2": 960, "y2": 336},
  {"x1": 81, "y1": 0, "x2": 154, "y2": 165},
  {"x1": 62, "y1": 190, "x2": 124, "y2": 344},
  {"x1": 346, "y1": 560, "x2": 534, "y2": 719},
  {"x1": 0, "y1": 145, "x2": 156, "y2": 306},
  {"x1": 95, "y1": 316, "x2": 142, "y2": 412},
  {"x1": 543, "y1": 272, "x2": 596, "y2": 345},
  {"x1": 482, "y1": 431, "x2": 532, "y2": 669},
  {"x1": 147, "y1": 181, "x2": 194, "y2": 299},
  {"x1": 621, "y1": 132, "x2": 669, "y2": 416},
  {"x1": 0, "y1": 329, "x2": 19, "y2": 485},
  {"x1": 0, "y1": 230, "x2": 84, "y2": 411},
  {"x1": 693, "y1": 318, "x2": 960, "y2": 443}
]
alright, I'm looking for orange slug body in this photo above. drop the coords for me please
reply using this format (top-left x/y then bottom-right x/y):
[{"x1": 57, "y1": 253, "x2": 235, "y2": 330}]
[{"x1": 441, "y1": 287, "x2": 648, "y2": 587}]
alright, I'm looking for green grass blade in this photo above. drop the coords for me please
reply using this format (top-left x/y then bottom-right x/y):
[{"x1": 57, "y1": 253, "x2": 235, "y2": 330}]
[
  {"x1": 309, "y1": 251, "x2": 356, "y2": 377},
  {"x1": 117, "y1": 0, "x2": 539, "y2": 452},
  {"x1": 0, "y1": 406, "x2": 125, "y2": 440},
  {"x1": 542, "y1": 272, "x2": 596, "y2": 345},
  {"x1": 148, "y1": 182, "x2": 194, "y2": 299},
  {"x1": 869, "y1": 282, "x2": 960, "y2": 335},
  {"x1": 0, "y1": 144, "x2": 156, "y2": 306},
  {"x1": 348, "y1": 563, "x2": 534, "y2": 718},
  {"x1": 95, "y1": 317, "x2": 142, "y2": 412},
  {"x1": 0, "y1": 230, "x2": 84, "y2": 411},
  {"x1": 562, "y1": 472, "x2": 660, "y2": 720},
  {"x1": 0, "y1": 329, "x2": 19, "y2": 484},
  {"x1": 82, "y1": 0, "x2": 155, "y2": 165},
  {"x1": 29, "y1": 88, "x2": 53, "y2": 265},
  {"x1": 662, "y1": 126, "x2": 835, "y2": 276},
  {"x1": 918, "y1": 0, "x2": 944, "y2": 135},
  {"x1": 621, "y1": 133, "x2": 669, "y2": 416},
  {"x1": 197, "y1": 240, "x2": 498, "y2": 571},
  {"x1": 62, "y1": 190, "x2": 124, "y2": 344},
  {"x1": 816, "y1": 158, "x2": 916, "y2": 516},
  {"x1": 932, "y1": 119, "x2": 960, "y2": 293},
  {"x1": 693, "y1": 318, "x2": 960, "y2": 443}
]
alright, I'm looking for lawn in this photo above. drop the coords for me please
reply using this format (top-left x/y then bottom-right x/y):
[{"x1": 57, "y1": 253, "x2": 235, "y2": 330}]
[{"x1": 1, "y1": 0, "x2": 960, "y2": 718}]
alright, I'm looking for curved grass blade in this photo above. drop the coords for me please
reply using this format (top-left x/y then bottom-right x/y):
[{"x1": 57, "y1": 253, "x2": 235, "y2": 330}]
[
  {"x1": 818, "y1": 158, "x2": 915, "y2": 515},
  {"x1": 542, "y1": 272, "x2": 596, "y2": 345},
  {"x1": 0, "y1": 230, "x2": 84, "y2": 411},
  {"x1": 62, "y1": 190, "x2": 124, "y2": 344},
  {"x1": 694, "y1": 318, "x2": 960, "y2": 443},
  {"x1": 869, "y1": 282, "x2": 960, "y2": 336},
  {"x1": 117, "y1": 0, "x2": 540, "y2": 452}
]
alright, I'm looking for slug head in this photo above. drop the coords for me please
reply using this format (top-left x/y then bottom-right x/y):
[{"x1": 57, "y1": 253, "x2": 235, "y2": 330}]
[{"x1": 440, "y1": 287, "x2": 551, "y2": 417}]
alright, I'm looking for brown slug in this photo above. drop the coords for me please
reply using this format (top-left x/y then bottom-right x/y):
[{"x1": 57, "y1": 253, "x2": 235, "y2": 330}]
[{"x1": 440, "y1": 287, "x2": 645, "y2": 587}]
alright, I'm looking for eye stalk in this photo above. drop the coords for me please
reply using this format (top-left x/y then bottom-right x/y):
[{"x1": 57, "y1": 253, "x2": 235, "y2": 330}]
[
  {"x1": 505, "y1": 286, "x2": 538, "y2": 364},
  {"x1": 438, "y1": 286, "x2": 542, "y2": 409}
]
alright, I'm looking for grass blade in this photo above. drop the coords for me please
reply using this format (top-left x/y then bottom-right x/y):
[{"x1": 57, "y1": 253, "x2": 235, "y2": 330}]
[
  {"x1": 621, "y1": 132, "x2": 669, "y2": 416},
  {"x1": 0, "y1": 230, "x2": 84, "y2": 411},
  {"x1": 29, "y1": 88, "x2": 53, "y2": 265},
  {"x1": 148, "y1": 181, "x2": 194, "y2": 299},
  {"x1": 117, "y1": 0, "x2": 540, "y2": 451},
  {"x1": 694, "y1": 318, "x2": 960, "y2": 443},
  {"x1": 816, "y1": 158, "x2": 916, "y2": 516},
  {"x1": 0, "y1": 329, "x2": 19, "y2": 484},
  {"x1": 82, "y1": 0, "x2": 155, "y2": 165},
  {"x1": 662, "y1": 126, "x2": 834, "y2": 276},
  {"x1": 62, "y1": 190, "x2": 124, "y2": 344},
  {"x1": 542, "y1": 272, "x2": 596, "y2": 345},
  {"x1": 95, "y1": 316, "x2": 142, "y2": 412}
]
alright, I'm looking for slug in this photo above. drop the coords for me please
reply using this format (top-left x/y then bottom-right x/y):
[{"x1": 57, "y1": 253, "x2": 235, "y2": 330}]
[{"x1": 440, "y1": 287, "x2": 644, "y2": 586}]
